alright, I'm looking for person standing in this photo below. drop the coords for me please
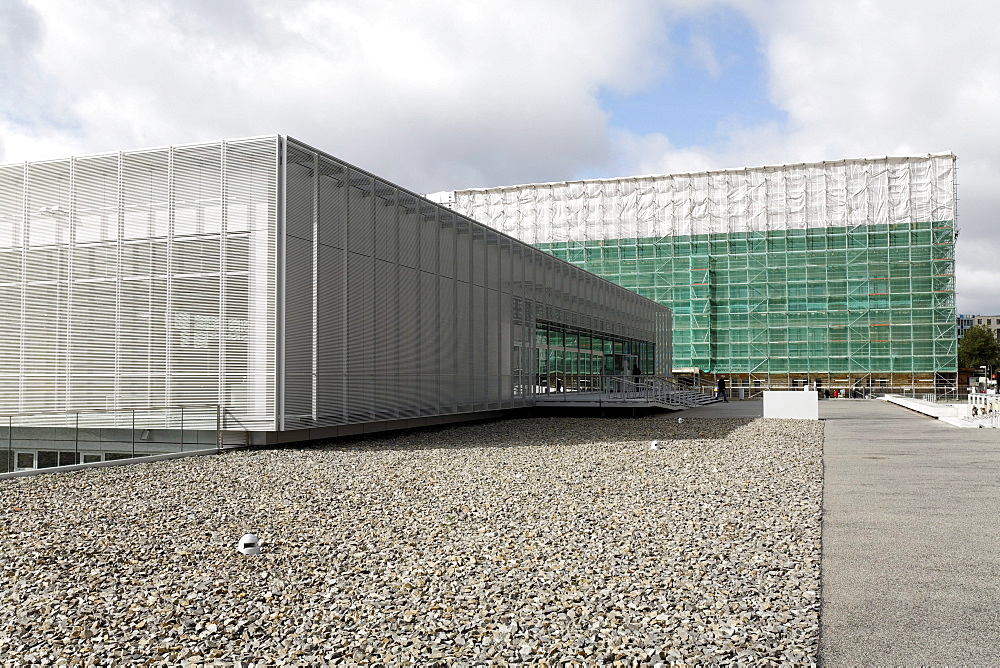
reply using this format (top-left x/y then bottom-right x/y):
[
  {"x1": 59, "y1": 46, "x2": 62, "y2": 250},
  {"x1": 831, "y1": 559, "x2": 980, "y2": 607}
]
[{"x1": 716, "y1": 377, "x2": 728, "y2": 402}]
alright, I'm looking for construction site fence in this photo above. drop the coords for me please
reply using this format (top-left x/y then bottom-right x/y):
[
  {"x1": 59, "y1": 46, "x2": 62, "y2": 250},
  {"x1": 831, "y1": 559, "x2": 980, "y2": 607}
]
[{"x1": 675, "y1": 381, "x2": 965, "y2": 402}]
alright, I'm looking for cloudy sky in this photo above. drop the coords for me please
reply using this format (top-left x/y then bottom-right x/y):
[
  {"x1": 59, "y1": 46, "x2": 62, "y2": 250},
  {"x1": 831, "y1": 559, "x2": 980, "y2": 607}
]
[{"x1": 1, "y1": 0, "x2": 997, "y2": 313}]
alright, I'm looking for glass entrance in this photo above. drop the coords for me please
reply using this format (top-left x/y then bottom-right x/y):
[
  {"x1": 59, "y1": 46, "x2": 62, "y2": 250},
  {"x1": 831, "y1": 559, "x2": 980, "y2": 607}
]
[
  {"x1": 535, "y1": 345, "x2": 604, "y2": 393},
  {"x1": 533, "y1": 321, "x2": 654, "y2": 396}
]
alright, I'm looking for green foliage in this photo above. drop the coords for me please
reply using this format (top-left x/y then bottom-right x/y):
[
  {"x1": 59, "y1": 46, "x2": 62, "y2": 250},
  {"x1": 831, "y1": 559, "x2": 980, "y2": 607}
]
[{"x1": 958, "y1": 325, "x2": 1000, "y2": 369}]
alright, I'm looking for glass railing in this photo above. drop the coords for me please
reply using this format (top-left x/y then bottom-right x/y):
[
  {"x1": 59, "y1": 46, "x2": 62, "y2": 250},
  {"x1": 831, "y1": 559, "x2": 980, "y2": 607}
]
[{"x1": 1, "y1": 404, "x2": 229, "y2": 475}]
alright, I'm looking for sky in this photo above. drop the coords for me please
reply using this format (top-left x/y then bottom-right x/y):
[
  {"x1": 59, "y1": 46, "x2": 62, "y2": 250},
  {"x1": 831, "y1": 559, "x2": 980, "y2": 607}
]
[{"x1": 1, "y1": 0, "x2": 997, "y2": 314}]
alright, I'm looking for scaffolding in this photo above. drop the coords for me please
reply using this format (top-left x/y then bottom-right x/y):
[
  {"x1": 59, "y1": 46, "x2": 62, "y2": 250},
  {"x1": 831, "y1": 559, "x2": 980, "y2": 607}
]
[{"x1": 440, "y1": 154, "x2": 958, "y2": 393}]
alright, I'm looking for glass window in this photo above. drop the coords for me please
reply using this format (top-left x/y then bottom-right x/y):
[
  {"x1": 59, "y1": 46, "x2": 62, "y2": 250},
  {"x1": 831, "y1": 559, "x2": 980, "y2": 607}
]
[
  {"x1": 37, "y1": 451, "x2": 59, "y2": 468},
  {"x1": 550, "y1": 349, "x2": 563, "y2": 376},
  {"x1": 548, "y1": 328, "x2": 563, "y2": 348},
  {"x1": 536, "y1": 326, "x2": 548, "y2": 348}
]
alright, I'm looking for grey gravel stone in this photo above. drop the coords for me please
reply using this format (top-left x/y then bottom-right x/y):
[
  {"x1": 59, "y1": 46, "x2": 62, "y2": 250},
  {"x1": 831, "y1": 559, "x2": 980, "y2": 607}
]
[{"x1": 0, "y1": 416, "x2": 822, "y2": 665}]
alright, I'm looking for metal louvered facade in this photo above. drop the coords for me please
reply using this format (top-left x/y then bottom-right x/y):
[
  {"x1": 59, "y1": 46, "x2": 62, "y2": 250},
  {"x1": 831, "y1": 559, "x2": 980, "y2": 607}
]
[
  {"x1": 0, "y1": 136, "x2": 669, "y2": 440},
  {"x1": 0, "y1": 136, "x2": 278, "y2": 431}
]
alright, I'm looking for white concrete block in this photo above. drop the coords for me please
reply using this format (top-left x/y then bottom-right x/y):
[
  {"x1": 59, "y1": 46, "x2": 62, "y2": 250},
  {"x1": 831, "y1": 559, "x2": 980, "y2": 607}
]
[{"x1": 763, "y1": 391, "x2": 819, "y2": 419}]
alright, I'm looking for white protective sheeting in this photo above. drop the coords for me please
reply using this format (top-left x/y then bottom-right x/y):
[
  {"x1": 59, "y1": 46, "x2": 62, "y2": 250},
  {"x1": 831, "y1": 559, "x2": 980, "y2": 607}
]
[{"x1": 434, "y1": 154, "x2": 956, "y2": 245}]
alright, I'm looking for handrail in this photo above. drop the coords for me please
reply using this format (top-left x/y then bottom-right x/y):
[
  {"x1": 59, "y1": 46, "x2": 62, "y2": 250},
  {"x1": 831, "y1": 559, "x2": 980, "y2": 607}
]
[
  {"x1": 961, "y1": 412, "x2": 1000, "y2": 428},
  {"x1": 535, "y1": 375, "x2": 718, "y2": 407}
]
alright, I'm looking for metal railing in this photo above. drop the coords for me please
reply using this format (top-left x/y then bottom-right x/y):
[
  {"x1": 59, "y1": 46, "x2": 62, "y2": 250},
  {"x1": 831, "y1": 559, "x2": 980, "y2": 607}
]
[
  {"x1": 965, "y1": 391, "x2": 1000, "y2": 428},
  {"x1": 963, "y1": 412, "x2": 1000, "y2": 428},
  {"x1": 0, "y1": 404, "x2": 242, "y2": 475},
  {"x1": 535, "y1": 375, "x2": 719, "y2": 408},
  {"x1": 674, "y1": 383, "x2": 962, "y2": 402}
]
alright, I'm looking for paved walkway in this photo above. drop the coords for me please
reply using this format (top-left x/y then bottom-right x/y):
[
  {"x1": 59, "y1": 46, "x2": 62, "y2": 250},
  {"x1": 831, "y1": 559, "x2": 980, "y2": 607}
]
[{"x1": 821, "y1": 400, "x2": 1000, "y2": 665}]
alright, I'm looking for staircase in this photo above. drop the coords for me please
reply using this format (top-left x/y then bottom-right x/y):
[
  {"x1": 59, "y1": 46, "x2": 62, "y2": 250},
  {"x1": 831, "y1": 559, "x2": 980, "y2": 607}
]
[{"x1": 645, "y1": 378, "x2": 721, "y2": 409}]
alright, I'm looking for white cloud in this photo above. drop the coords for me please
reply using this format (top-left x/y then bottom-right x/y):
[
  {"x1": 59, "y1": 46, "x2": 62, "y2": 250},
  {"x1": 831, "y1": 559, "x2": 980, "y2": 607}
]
[
  {"x1": 0, "y1": 0, "x2": 675, "y2": 192},
  {"x1": 957, "y1": 263, "x2": 1000, "y2": 317},
  {"x1": 688, "y1": 33, "x2": 721, "y2": 78}
]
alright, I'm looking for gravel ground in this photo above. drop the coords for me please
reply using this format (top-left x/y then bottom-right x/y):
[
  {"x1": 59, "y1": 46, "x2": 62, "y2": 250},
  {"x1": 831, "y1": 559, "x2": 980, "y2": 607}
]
[{"x1": 0, "y1": 416, "x2": 823, "y2": 666}]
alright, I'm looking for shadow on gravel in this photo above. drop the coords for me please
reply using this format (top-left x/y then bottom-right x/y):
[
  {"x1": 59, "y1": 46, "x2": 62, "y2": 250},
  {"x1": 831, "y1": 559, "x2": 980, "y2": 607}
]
[{"x1": 303, "y1": 414, "x2": 760, "y2": 454}]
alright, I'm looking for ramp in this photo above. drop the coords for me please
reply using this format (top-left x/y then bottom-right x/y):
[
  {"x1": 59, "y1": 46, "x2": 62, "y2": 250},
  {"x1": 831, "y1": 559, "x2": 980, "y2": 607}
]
[{"x1": 533, "y1": 377, "x2": 720, "y2": 410}]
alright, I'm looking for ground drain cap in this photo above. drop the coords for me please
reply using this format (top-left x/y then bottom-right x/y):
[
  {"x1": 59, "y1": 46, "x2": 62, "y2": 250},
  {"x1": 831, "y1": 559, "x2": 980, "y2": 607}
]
[{"x1": 237, "y1": 533, "x2": 261, "y2": 555}]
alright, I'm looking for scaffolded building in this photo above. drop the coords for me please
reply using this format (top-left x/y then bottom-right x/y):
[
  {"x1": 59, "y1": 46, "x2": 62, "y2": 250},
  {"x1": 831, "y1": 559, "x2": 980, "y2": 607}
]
[
  {"x1": 0, "y1": 136, "x2": 669, "y2": 472},
  {"x1": 432, "y1": 153, "x2": 958, "y2": 394}
]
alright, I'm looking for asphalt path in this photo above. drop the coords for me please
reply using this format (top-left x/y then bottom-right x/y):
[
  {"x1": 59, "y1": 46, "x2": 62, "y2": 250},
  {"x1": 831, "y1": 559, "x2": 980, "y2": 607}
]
[{"x1": 819, "y1": 400, "x2": 1000, "y2": 665}]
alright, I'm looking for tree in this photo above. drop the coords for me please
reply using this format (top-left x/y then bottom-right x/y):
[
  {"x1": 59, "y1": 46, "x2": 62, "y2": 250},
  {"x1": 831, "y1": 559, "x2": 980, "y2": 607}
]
[{"x1": 958, "y1": 325, "x2": 1000, "y2": 369}]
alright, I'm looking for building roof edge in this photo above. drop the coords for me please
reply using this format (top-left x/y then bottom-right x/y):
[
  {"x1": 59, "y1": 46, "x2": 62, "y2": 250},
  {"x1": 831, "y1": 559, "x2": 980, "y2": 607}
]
[{"x1": 448, "y1": 152, "x2": 958, "y2": 195}]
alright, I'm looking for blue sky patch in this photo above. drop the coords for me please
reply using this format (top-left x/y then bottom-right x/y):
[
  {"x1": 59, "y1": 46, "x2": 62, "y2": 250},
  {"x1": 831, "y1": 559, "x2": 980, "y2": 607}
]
[{"x1": 598, "y1": 7, "x2": 785, "y2": 148}]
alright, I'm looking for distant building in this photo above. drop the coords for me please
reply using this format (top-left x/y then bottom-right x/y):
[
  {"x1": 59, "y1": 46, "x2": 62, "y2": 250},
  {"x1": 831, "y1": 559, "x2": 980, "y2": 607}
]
[
  {"x1": 969, "y1": 315, "x2": 1000, "y2": 340},
  {"x1": 957, "y1": 314, "x2": 976, "y2": 339},
  {"x1": 432, "y1": 153, "x2": 958, "y2": 395}
]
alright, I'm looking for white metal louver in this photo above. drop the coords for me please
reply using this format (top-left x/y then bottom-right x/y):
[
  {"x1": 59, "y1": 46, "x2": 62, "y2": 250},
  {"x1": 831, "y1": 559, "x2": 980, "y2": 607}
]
[{"x1": 0, "y1": 137, "x2": 279, "y2": 430}]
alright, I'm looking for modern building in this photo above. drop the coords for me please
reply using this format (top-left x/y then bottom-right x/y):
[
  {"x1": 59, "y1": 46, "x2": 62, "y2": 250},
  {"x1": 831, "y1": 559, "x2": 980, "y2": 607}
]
[
  {"x1": 430, "y1": 153, "x2": 958, "y2": 394},
  {"x1": 965, "y1": 315, "x2": 1000, "y2": 340},
  {"x1": 956, "y1": 316, "x2": 996, "y2": 394},
  {"x1": 957, "y1": 314, "x2": 976, "y2": 339},
  {"x1": 0, "y1": 135, "x2": 670, "y2": 472}
]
